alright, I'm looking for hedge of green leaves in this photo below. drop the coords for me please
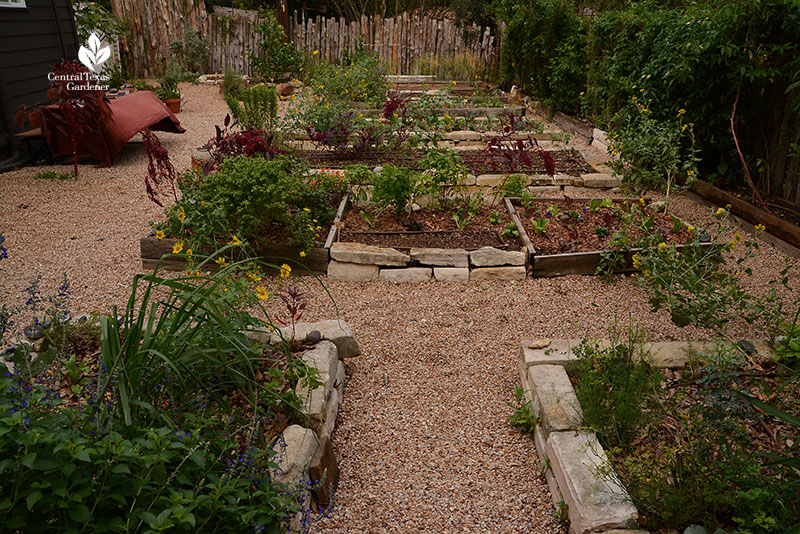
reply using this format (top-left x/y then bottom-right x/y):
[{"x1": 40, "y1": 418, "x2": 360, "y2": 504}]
[{"x1": 497, "y1": 0, "x2": 800, "y2": 197}]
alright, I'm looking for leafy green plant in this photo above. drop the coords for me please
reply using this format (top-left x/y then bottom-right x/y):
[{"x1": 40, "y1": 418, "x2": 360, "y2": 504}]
[
  {"x1": 507, "y1": 386, "x2": 539, "y2": 434},
  {"x1": 573, "y1": 323, "x2": 662, "y2": 450},
  {"x1": 489, "y1": 211, "x2": 503, "y2": 225},
  {"x1": 162, "y1": 156, "x2": 336, "y2": 255},
  {"x1": 226, "y1": 84, "x2": 278, "y2": 131},
  {"x1": 371, "y1": 165, "x2": 418, "y2": 215},
  {"x1": 420, "y1": 147, "x2": 469, "y2": 203},
  {"x1": 594, "y1": 226, "x2": 610, "y2": 237},
  {"x1": 221, "y1": 68, "x2": 246, "y2": 101},
  {"x1": 250, "y1": 10, "x2": 304, "y2": 81},
  {"x1": 531, "y1": 217, "x2": 549, "y2": 236},
  {"x1": 553, "y1": 501, "x2": 570, "y2": 528},
  {"x1": 307, "y1": 45, "x2": 388, "y2": 106},
  {"x1": 33, "y1": 170, "x2": 73, "y2": 180},
  {"x1": 155, "y1": 61, "x2": 182, "y2": 100},
  {"x1": 609, "y1": 100, "x2": 699, "y2": 211},
  {"x1": 501, "y1": 222, "x2": 520, "y2": 238},
  {"x1": 589, "y1": 197, "x2": 613, "y2": 212},
  {"x1": 500, "y1": 173, "x2": 528, "y2": 198},
  {"x1": 452, "y1": 212, "x2": 471, "y2": 231},
  {"x1": 169, "y1": 26, "x2": 210, "y2": 75}
]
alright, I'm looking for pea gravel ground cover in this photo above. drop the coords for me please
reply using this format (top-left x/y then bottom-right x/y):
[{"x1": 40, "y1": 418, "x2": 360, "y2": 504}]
[{"x1": 1, "y1": 84, "x2": 798, "y2": 533}]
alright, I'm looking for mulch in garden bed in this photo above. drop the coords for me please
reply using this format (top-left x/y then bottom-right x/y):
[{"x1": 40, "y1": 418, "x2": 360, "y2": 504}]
[
  {"x1": 293, "y1": 148, "x2": 595, "y2": 176},
  {"x1": 339, "y1": 203, "x2": 522, "y2": 251},
  {"x1": 515, "y1": 198, "x2": 692, "y2": 255}
]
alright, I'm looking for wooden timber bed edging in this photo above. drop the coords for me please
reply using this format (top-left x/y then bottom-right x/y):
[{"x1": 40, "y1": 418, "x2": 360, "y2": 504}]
[{"x1": 690, "y1": 179, "x2": 800, "y2": 250}]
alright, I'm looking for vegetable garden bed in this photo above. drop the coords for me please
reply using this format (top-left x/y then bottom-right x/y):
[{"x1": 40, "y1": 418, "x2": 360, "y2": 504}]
[{"x1": 507, "y1": 198, "x2": 709, "y2": 277}]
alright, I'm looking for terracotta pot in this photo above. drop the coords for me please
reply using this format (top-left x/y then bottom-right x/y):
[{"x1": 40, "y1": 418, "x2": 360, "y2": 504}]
[{"x1": 164, "y1": 98, "x2": 181, "y2": 114}]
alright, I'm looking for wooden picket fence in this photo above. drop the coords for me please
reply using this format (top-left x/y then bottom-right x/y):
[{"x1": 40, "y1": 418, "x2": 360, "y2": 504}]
[
  {"x1": 292, "y1": 13, "x2": 501, "y2": 76},
  {"x1": 109, "y1": 1, "x2": 500, "y2": 78}
]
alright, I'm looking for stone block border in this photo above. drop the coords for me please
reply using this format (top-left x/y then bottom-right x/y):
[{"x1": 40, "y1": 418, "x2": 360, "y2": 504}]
[
  {"x1": 245, "y1": 320, "x2": 360, "y2": 530},
  {"x1": 517, "y1": 338, "x2": 775, "y2": 534}
]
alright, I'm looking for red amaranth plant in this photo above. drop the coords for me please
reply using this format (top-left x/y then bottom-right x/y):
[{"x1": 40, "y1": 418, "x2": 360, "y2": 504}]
[
  {"x1": 15, "y1": 59, "x2": 112, "y2": 178},
  {"x1": 199, "y1": 114, "x2": 282, "y2": 174},
  {"x1": 382, "y1": 90, "x2": 412, "y2": 120},
  {"x1": 141, "y1": 129, "x2": 178, "y2": 207}
]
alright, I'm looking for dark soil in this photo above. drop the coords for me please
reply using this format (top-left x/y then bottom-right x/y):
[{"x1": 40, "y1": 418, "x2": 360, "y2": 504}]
[
  {"x1": 339, "y1": 203, "x2": 522, "y2": 251},
  {"x1": 514, "y1": 199, "x2": 691, "y2": 255},
  {"x1": 293, "y1": 148, "x2": 595, "y2": 176},
  {"x1": 727, "y1": 184, "x2": 800, "y2": 227}
]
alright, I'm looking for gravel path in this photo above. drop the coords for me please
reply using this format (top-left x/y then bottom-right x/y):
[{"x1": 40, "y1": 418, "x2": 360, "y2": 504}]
[{"x1": 1, "y1": 84, "x2": 798, "y2": 533}]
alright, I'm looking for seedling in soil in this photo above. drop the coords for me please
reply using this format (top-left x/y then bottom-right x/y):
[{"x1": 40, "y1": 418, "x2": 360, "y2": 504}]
[
  {"x1": 489, "y1": 210, "x2": 503, "y2": 225},
  {"x1": 532, "y1": 218, "x2": 549, "y2": 236},
  {"x1": 594, "y1": 226, "x2": 610, "y2": 238},
  {"x1": 501, "y1": 222, "x2": 520, "y2": 238}
]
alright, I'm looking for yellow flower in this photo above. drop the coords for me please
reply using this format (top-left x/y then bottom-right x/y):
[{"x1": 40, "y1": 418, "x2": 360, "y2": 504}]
[
  {"x1": 280, "y1": 264, "x2": 291, "y2": 279},
  {"x1": 579, "y1": 91, "x2": 584, "y2": 96},
  {"x1": 632, "y1": 253, "x2": 641, "y2": 269},
  {"x1": 313, "y1": 50, "x2": 319, "y2": 55},
  {"x1": 677, "y1": 108, "x2": 686, "y2": 116},
  {"x1": 186, "y1": 248, "x2": 192, "y2": 257},
  {"x1": 177, "y1": 206, "x2": 186, "y2": 222},
  {"x1": 755, "y1": 224, "x2": 766, "y2": 234},
  {"x1": 255, "y1": 286, "x2": 269, "y2": 300},
  {"x1": 172, "y1": 241, "x2": 184, "y2": 254},
  {"x1": 200, "y1": 201, "x2": 206, "y2": 207},
  {"x1": 326, "y1": 102, "x2": 330, "y2": 110},
  {"x1": 246, "y1": 271, "x2": 262, "y2": 282},
  {"x1": 657, "y1": 242, "x2": 667, "y2": 253},
  {"x1": 687, "y1": 225, "x2": 695, "y2": 233},
  {"x1": 155, "y1": 230, "x2": 165, "y2": 240},
  {"x1": 299, "y1": 251, "x2": 307, "y2": 257},
  {"x1": 687, "y1": 170, "x2": 694, "y2": 176},
  {"x1": 734, "y1": 233, "x2": 743, "y2": 243},
  {"x1": 303, "y1": 207, "x2": 311, "y2": 213},
  {"x1": 215, "y1": 256, "x2": 227, "y2": 266},
  {"x1": 639, "y1": 197, "x2": 646, "y2": 206},
  {"x1": 682, "y1": 124, "x2": 688, "y2": 133},
  {"x1": 228, "y1": 235, "x2": 242, "y2": 245},
  {"x1": 716, "y1": 207, "x2": 726, "y2": 216},
  {"x1": 644, "y1": 269, "x2": 652, "y2": 277}
]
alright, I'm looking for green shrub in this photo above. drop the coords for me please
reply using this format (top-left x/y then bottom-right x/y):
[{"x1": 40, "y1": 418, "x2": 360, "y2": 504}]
[
  {"x1": 0, "y1": 351, "x2": 298, "y2": 533},
  {"x1": 496, "y1": 0, "x2": 586, "y2": 113},
  {"x1": 371, "y1": 165, "x2": 418, "y2": 215},
  {"x1": 226, "y1": 84, "x2": 278, "y2": 131},
  {"x1": 573, "y1": 324, "x2": 662, "y2": 450},
  {"x1": 221, "y1": 68, "x2": 246, "y2": 101},
  {"x1": 169, "y1": 27, "x2": 210, "y2": 75},
  {"x1": 307, "y1": 45, "x2": 389, "y2": 106},
  {"x1": 165, "y1": 156, "x2": 336, "y2": 254},
  {"x1": 250, "y1": 11, "x2": 304, "y2": 81}
]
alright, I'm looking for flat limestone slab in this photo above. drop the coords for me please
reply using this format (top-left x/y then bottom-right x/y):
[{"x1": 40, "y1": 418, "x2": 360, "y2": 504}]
[
  {"x1": 444, "y1": 130, "x2": 482, "y2": 141},
  {"x1": 410, "y1": 247, "x2": 469, "y2": 267},
  {"x1": 273, "y1": 425, "x2": 319, "y2": 486},
  {"x1": 247, "y1": 320, "x2": 361, "y2": 359},
  {"x1": 582, "y1": 173, "x2": 621, "y2": 189},
  {"x1": 380, "y1": 267, "x2": 432, "y2": 283},
  {"x1": 546, "y1": 431, "x2": 637, "y2": 534},
  {"x1": 328, "y1": 260, "x2": 379, "y2": 281},
  {"x1": 527, "y1": 365, "x2": 583, "y2": 437},
  {"x1": 470, "y1": 246, "x2": 526, "y2": 267},
  {"x1": 642, "y1": 340, "x2": 719, "y2": 368},
  {"x1": 434, "y1": 267, "x2": 469, "y2": 281},
  {"x1": 330, "y1": 242, "x2": 409, "y2": 266},
  {"x1": 470, "y1": 266, "x2": 527, "y2": 280}
]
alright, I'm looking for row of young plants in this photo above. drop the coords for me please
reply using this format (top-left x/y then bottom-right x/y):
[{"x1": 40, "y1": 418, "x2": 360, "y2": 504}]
[{"x1": 0, "y1": 234, "x2": 330, "y2": 532}]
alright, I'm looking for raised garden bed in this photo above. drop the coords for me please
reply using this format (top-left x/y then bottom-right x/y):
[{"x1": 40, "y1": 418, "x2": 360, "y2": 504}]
[
  {"x1": 293, "y1": 148, "x2": 594, "y2": 176},
  {"x1": 140, "y1": 196, "x2": 349, "y2": 274},
  {"x1": 327, "y1": 196, "x2": 529, "y2": 281},
  {"x1": 517, "y1": 338, "x2": 794, "y2": 534},
  {"x1": 506, "y1": 197, "x2": 707, "y2": 277}
]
